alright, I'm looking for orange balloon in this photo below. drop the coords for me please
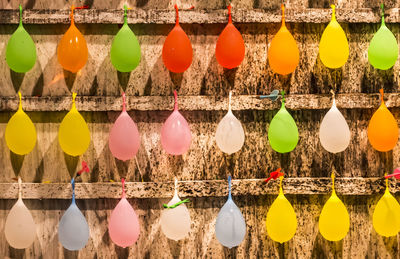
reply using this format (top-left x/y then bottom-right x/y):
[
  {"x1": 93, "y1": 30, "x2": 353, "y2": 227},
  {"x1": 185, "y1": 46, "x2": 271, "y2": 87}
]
[
  {"x1": 162, "y1": 5, "x2": 193, "y2": 73},
  {"x1": 368, "y1": 89, "x2": 399, "y2": 152},
  {"x1": 57, "y1": 6, "x2": 88, "y2": 73},
  {"x1": 268, "y1": 4, "x2": 299, "y2": 75},
  {"x1": 215, "y1": 5, "x2": 245, "y2": 69}
]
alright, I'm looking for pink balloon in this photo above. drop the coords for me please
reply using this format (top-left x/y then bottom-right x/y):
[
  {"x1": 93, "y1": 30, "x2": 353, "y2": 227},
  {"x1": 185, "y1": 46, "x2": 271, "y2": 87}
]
[
  {"x1": 161, "y1": 91, "x2": 191, "y2": 155},
  {"x1": 109, "y1": 93, "x2": 140, "y2": 161},
  {"x1": 108, "y1": 179, "x2": 140, "y2": 248}
]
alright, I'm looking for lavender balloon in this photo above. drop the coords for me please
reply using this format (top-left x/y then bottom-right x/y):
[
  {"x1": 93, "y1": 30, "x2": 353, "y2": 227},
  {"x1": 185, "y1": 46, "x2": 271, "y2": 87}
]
[
  {"x1": 215, "y1": 176, "x2": 246, "y2": 248},
  {"x1": 58, "y1": 178, "x2": 89, "y2": 251}
]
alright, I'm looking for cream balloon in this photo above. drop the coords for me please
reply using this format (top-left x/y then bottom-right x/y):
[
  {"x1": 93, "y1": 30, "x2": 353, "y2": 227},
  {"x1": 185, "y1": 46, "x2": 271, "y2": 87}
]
[
  {"x1": 160, "y1": 179, "x2": 191, "y2": 241},
  {"x1": 319, "y1": 95, "x2": 351, "y2": 153},
  {"x1": 4, "y1": 178, "x2": 36, "y2": 249},
  {"x1": 215, "y1": 92, "x2": 245, "y2": 154}
]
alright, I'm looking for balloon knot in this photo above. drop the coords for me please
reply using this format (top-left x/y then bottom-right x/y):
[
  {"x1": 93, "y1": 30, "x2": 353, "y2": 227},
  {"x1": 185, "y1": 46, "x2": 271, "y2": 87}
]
[
  {"x1": 163, "y1": 198, "x2": 190, "y2": 209},
  {"x1": 264, "y1": 168, "x2": 284, "y2": 183}
]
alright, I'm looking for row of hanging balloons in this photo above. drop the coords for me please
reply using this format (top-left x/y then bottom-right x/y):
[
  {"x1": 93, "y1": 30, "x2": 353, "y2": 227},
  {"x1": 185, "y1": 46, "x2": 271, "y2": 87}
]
[
  {"x1": 5, "y1": 172, "x2": 400, "y2": 251},
  {"x1": 6, "y1": 4, "x2": 399, "y2": 74}
]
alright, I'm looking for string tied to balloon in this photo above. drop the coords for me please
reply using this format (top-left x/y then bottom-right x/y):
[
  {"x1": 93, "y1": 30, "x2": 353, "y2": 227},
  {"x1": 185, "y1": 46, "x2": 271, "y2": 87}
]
[
  {"x1": 76, "y1": 161, "x2": 89, "y2": 178},
  {"x1": 18, "y1": 91, "x2": 22, "y2": 111},
  {"x1": 331, "y1": 5, "x2": 336, "y2": 21},
  {"x1": 379, "y1": 88, "x2": 384, "y2": 104},
  {"x1": 71, "y1": 177, "x2": 76, "y2": 202},
  {"x1": 330, "y1": 89, "x2": 336, "y2": 106},
  {"x1": 385, "y1": 168, "x2": 400, "y2": 180},
  {"x1": 228, "y1": 175, "x2": 232, "y2": 200},
  {"x1": 264, "y1": 168, "x2": 283, "y2": 183},
  {"x1": 259, "y1": 89, "x2": 280, "y2": 101},
  {"x1": 173, "y1": 90, "x2": 178, "y2": 111}
]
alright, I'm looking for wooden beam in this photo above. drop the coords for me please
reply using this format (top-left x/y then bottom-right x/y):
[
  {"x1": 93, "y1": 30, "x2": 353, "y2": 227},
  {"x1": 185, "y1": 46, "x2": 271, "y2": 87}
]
[
  {"x1": 0, "y1": 93, "x2": 393, "y2": 112},
  {"x1": 0, "y1": 177, "x2": 395, "y2": 199},
  {"x1": 0, "y1": 8, "x2": 397, "y2": 25}
]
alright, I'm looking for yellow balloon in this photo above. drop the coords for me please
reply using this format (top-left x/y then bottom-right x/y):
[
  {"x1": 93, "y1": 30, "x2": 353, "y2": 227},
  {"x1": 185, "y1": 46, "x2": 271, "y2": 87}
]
[
  {"x1": 318, "y1": 172, "x2": 349, "y2": 241},
  {"x1": 373, "y1": 177, "x2": 400, "y2": 237},
  {"x1": 58, "y1": 93, "x2": 90, "y2": 156},
  {"x1": 266, "y1": 176, "x2": 297, "y2": 243},
  {"x1": 5, "y1": 92, "x2": 36, "y2": 155},
  {"x1": 319, "y1": 5, "x2": 349, "y2": 68}
]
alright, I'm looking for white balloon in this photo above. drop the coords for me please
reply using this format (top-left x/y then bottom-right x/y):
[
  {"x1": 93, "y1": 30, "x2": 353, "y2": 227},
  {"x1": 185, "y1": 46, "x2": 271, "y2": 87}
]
[
  {"x1": 58, "y1": 201, "x2": 90, "y2": 251},
  {"x1": 5, "y1": 198, "x2": 36, "y2": 249},
  {"x1": 216, "y1": 110, "x2": 245, "y2": 154},
  {"x1": 160, "y1": 193, "x2": 191, "y2": 241},
  {"x1": 215, "y1": 197, "x2": 246, "y2": 248},
  {"x1": 319, "y1": 99, "x2": 350, "y2": 153}
]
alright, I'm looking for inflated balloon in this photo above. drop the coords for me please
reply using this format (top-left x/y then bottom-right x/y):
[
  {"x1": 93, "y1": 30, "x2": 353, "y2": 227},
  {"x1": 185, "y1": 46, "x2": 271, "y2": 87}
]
[
  {"x1": 215, "y1": 91, "x2": 245, "y2": 154},
  {"x1": 6, "y1": 5, "x2": 36, "y2": 73},
  {"x1": 266, "y1": 175, "x2": 297, "y2": 243},
  {"x1": 268, "y1": 91, "x2": 299, "y2": 153},
  {"x1": 57, "y1": 5, "x2": 88, "y2": 73},
  {"x1": 319, "y1": 5, "x2": 349, "y2": 68},
  {"x1": 161, "y1": 91, "x2": 191, "y2": 155},
  {"x1": 108, "y1": 178, "x2": 140, "y2": 247},
  {"x1": 110, "y1": 5, "x2": 141, "y2": 72},
  {"x1": 215, "y1": 176, "x2": 246, "y2": 248},
  {"x1": 5, "y1": 178, "x2": 36, "y2": 249},
  {"x1": 5, "y1": 92, "x2": 37, "y2": 155},
  {"x1": 109, "y1": 93, "x2": 140, "y2": 161},
  {"x1": 215, "y1": 5, "x2": 245, "y2": 69},
  {"x1": 58, "y1": 178, "x2": 90, "y2": 251},
  {"x1": 162, "y1": 5, "x2": 193, "y2": 73},
  {"x1": 319, "y1": 92, "x2": 350, "y2": 153},
  {"x1": 367, "y1": 89, "x2": 398, "y2": 152},
  {"x1": 368, "y1": 4, "x2": 398, "y2": 70},
  {"x1": 373, "y1": 176, "x2": 400, "y2": 237},
  {"x1": 160, "y1": 178, "x2": 191, "y2": 241},
  {"x1": 268, "y1": 4, "x2": 299, "y2": 75},
  {"x1": 318, "y1": 172, "x2": 350, "y2": 241}
]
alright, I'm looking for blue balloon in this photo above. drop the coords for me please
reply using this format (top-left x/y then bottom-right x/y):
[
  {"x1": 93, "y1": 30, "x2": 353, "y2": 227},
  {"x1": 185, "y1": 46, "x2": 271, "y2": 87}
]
[{"x1": 215, "y1": 176, "x2": 246, "y2": 248}]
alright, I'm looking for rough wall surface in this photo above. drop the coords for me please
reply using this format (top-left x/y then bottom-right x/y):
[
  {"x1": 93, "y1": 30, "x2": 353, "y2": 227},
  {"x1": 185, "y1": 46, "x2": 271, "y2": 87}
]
[{"x1": 0, "y1": 0, "x2": 400, "y2": 258}]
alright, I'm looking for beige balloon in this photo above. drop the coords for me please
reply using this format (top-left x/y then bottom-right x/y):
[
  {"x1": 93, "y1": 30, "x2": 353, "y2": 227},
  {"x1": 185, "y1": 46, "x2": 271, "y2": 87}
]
[{"x1": 5, "y1": 178, "x2": 36, "y2": 249}]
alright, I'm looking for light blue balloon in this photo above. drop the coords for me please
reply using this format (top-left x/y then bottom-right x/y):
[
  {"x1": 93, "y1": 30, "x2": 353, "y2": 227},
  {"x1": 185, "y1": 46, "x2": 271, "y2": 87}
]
[
  {"x1": 58, "y1": 182, "x2": 89, "y2": 251},
  {"x1": 215, "y1": 176, "x2": 246, "y2": 248}
]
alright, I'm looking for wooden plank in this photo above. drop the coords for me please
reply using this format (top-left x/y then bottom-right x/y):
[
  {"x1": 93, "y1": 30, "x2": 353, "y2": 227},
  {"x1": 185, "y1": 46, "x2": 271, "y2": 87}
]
[
  {"x1": 0, "y1": 8, "x2": 398, "y2": 24},
  {"x1": 0, "y1": 93, "x2": 393, "y2": 111},
  {"x1": 0, "y1": 177, "x2": 395, "y2": 199}
]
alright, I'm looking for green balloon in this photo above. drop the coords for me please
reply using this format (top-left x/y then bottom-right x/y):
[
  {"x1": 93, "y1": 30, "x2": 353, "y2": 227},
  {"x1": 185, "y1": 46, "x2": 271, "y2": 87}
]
[
  {"x1": 268, "y1": 102, "x2": 299, "y2": 153},
  {"x1": 6, "y1": 6, "x2": 36, "y2": 73},
  {"x1": 368, "y1": 12, "x2": 398, "y2": 70},
  {"x1": 110, "y1": 6, "x2": 141, "y2": 72}
]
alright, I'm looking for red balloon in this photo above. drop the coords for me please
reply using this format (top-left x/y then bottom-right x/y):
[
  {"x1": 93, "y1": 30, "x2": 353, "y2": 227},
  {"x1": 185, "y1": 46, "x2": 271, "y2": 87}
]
[
  {"x1": 162, "y1": 5, "x2": 193, "y2": 73},
  {"x1": 215, "y1": 5, "x2": 245, "y2": 69}
]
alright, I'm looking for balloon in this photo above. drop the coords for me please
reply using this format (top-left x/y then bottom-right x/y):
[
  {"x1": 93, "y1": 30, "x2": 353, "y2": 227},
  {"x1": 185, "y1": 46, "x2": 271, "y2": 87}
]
[
  {"x1": 6, "y1": 5, "x2": 36, "y2": 73},
  {"x1": 367, "y1": 89, "x2": 398, "y2": 152},
  {"x1": 160, "y1": 179, "x2": 191, "y2": 241},
  {"x1": 368, "y1": 4, "x2": 398, "y2": 70},
  {"x1": 215, "y1": 176, "x2": 246, "y2": 248},
  {"x1": 266, "y1": 176, "x2": 297, "y2": 243},
  {"x1": 268, "y1": 92, "x2": 299, "y2": 153},
  {"x1": 110, "y1": 5, "x2": 141, "y2": 72},
  {"x1": 58, "y1": 179, "x2": 89, "y2": 251},
  {"x1": 161, "y1": 91, "x2": 191, "y2": 155},
  {"x1": 109, "y1": 93, "x2": 140, "y2": 161},
  {"x1": 215, "y1": 5, "x2": 245, "y2": 69},
  {"x1": 319, "y1": 94, "x2": 350, "y2": 153},
  {"x1": 108, "y1": 178, "x2": 140, "y2": 247},
  {"x1": 59, "y1": 93, "x2": 91, "y2": 156},
  {"x1": 162, "y1": 5, "x2": 193, "y2": 73},
  {"x1": 5, "y1": 178, "x2": 36, "y2": 249},
  {"x1": 5, "y1": 92, "x2": 37, "y2": 155},
  {"x1": 319, "y1": 5, "x2": 349, "y2": 68},
  {"x1": 318, "y1": 172, "x2": 349, "y2": 241},
  {"x1": 57, "y1": 6, "x2": 88, "y2": 73},
  {"x1": 268, "y1": 4, "x2": 299, "y2": 75},
  {"x1": 373, "y1": 177, "x2": 400, "y2": 237},
  {"x1": 215, "y1": 92, "x2": 245, "y2": 154}
]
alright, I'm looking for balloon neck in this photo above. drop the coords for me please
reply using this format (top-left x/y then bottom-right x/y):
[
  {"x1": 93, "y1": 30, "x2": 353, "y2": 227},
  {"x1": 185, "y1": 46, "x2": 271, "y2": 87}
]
[
  {"x1": 70, "y1": 5, "x2": 75, "y2": 25},
  {"x1": 17, "y1": 92, "x2": 22, "y2": 111},
  {"x1": 332, "y1": 98, "x2": 336, "y2": 108},
  {"x1": 174, "y1": 4, "x2": 179, "y2": 26},
  {"x1": 173, "y1": 90, "x2": 178, "y2": 111},
  {"x1": 228, "y1": 4, "x2": 232, "y2": 23},
  {"x1": 278, "y1": 176, "x2": 283, "y2": 194},
  {"x1": 228, "y1": 175, "x2": 232, "y2": 200},
  {"x1": 379, "y1": 88, "x2": 384, "y2": 104},
  {"x1": 124, "y1": 5, "x2": 128, "y2": 24},
  {"x1": 331, "y1": 5, "x2": 336, "y2": 21},
  {"x1": 19, "y1": 5, "x2": 23, "y2": 26},
  {"x1": 18, "y1": 177, "x2": 22, "y2": 200},
  {"x1": 72, "y1": 92, "x2": 77, "y2": 110},
  {"x1": 121, "y1": 178, "x2": 126, "y2": 198},
  {"x1": 71, "y1": 178, "x2": 75, "y2": 202},
  {"x1": 281, "y1": 4, "x2": 285, "y2": 26},
  {"x1": 381, "y1": 3, "x2": 385, "y2": 26},
  {"x1": 122, "y1": 92, "x2": 126, "y2": 111}
]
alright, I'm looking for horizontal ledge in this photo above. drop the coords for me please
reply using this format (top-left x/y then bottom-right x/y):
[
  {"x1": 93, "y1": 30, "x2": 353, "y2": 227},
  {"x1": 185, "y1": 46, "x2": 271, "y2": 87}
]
[
  {"x1": 0, "y1": 8, "x2": 397, "y2": 24},
  {"x1": 0, "y1": 93, "x2": 394, "y2": 111},
  {"x1": 0, "y1": 177, "x2": 396, "y2": 199}
]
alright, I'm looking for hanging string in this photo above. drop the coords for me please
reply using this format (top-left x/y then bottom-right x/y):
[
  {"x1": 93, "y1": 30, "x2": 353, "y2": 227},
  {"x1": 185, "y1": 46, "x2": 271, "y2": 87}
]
[
  {"x1": 264, "y1": 168, "x2": 283, "y2": 183},
  {"x1": 174, "y1": 90, "x2": 178, "y2": 111},
  {"x1": 228, "y1": 91, "x2": 232, "y2": 111},
  {"x1": 18, "y1": 91, "x2": 22, "y2": 111},
  {"x1": 174, "y1": 4, "x2": 179, "y2": 25},
  {"x1": 18, "y1": 177, "x2": 22, "y2": 199},
  {"x1": 19, "y1": 5, "x2": 22, "y2": 26},
  {"x1": 330, "y1": 89, "x2": 336, "y2": 106},
  {"x1": 379, "y1": 88, "x2": 384, "y2": 103},
  {"x1": 71, "y1": 178, "x2": 75, "y2": 202},
  {"x1": 121, "y1": 178, "x2": 126, "y2": 198},
  {"x1": 228, "y1": 175, "x2": 232, "y2": 200},
  {"x1": 70, "y1": 5, "x2": 89, "y2": 23},
  {"x1": 122, "y1": 92, "x2": 126, "y2": 111},
  {"x1": 228, "y1": 4, "x2": 232, "y2": 23}
]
